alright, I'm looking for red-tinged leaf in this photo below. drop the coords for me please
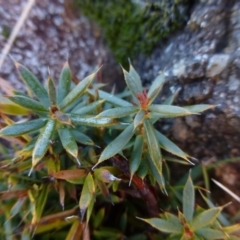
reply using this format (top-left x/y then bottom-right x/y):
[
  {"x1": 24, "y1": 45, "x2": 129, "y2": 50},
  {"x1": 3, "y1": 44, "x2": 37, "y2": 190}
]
[
  {"x1": 0, "y1": 189, "x2": 28, "y2": 200},
  {"x1": 96, "y1": 179, "x2": 111, "y2": 202},
  {"x1": 58, "y1": 181, "x2": 65, "y2": 210},
  {"x1": 52, "y1": 169, "x2": 87, "y2": 180},
  {"x1": 66, "y1": 220, "x2": 83, "y2": 240},
  {"x1": 94, "y1": 168, "x2": 121, "y2": 183}
]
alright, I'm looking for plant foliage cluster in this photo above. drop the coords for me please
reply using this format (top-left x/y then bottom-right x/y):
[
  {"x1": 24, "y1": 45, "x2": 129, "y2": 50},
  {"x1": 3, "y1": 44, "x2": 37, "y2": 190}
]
[
  {"x1": 75, "y1": 0, "x2": 191, "y2": 64},
  {"x1": 0, "y1": 61, "x2": 239, "y2": 239}
]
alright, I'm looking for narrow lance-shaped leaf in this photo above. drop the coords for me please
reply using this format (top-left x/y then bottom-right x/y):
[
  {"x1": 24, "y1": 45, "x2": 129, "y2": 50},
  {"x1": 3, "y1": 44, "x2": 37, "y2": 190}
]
[
  {"x1": 69, "y1": 114, "x2": 118, "y2": 127},
  {"x1": 122, "y1": 67, "x2": 143, "y2": 99},
  {"x1": 183, "y1": 174, "x2": 195, "y2": 222},
  {"x1": 59, "y1": 71, "x2": 97, "y2": 110},
  {"x1": 128, "y1": 61, "x2": 143, "y2": 92},
  {"x1": 58, "y1": 128, "x2": 78, "y2": 158},
  {"x1": 79, "y1": 173, "x2": 95, "y2": 220},
  {"x1": 0, "y1": 118, "x2": 47, "y2": 137},
  {"x1": 182, "y1": 104, "x2": 215, "y2": 114},
  {"x1": 32, "y1": 184, "x2": 50, "y2": 225},
  {"x1": 94, "y1": 89, "x2": 132, "y2": 107},
  {"x1": 195, "y1": 228, "x2": 227, "y2": 240},
  {"x1": 65, "y1": 220, "x2": 83, "y2": 240},
  {"x1": 55, "y1": 111, "x2": 73, "y2": 126},
  {"x1": 129, "y1": 135, "x2": 144, "y2": 183},
  {"x1": 144, "y1": 120, "x2": 162, "y2": 174},
  {"x1": 191, "y1": 207, "x2": 223, "y2": 231},
  {"x1": 8, "y1": 96, "x2": 48, "y2": 113},
  {"x1": 94, "y1": 168, "x2": 121, "y2": 183},
  {"x1": 137, "y1": 217, "x2": 182, "y2": 234},
  {"x1": 96, "y1": 106, "x2": 138, "y2": 118},
  {"x1": 96, "y1": 123, "x2": 135, "y2": 166},
  {"x1": 73, "y1": 100, "x2": 105, "y2": 114},
  {"x1": 0, "y1": 95, "x2": 29, "y2": 115},
  {"x1": 57, "y1": 61, "x2": 72, "y2": 103},
  {"x1": 52, "y1": 169, "x2": 87, "y2": 180},
  {"x1": 155, "y1": 130, "x2": 189, "y2": 161},
  {"x1": 47, "y1": 76, "x2": 57, "y2": 105},
  {"x1": 32, "y1": 119, "x2": 56, "y2": 167},
  {"x1": 16, "y1": 62, "x2": 50, "y2": 107},
  {"x1": 149, "y1": 104, "x2": 192, "y2": 117},
  {"x1": 87, "y1": 196, "x2": 95, "y2": 224},
  {"x1": 71, "y1": 129, "x2": 94, "y2": 146},
  {"x1": 134, "y1": 109, "x2": 145, "y2": 129},
  {"x1": 147, "y1": 72, "x2": 165, "y2": 104}
]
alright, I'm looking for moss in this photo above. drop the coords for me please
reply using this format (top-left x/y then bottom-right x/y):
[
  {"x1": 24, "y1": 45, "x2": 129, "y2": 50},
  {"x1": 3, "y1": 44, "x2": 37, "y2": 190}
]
[{"x1": 74, "y1": 0, "x2": 192, "y2": 65}]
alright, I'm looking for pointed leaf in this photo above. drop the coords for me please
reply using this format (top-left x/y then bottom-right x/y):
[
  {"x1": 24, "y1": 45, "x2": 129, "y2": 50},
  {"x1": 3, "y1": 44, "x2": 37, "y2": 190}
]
[
  {"x1": 69, "y1": 114, "x2": 118, "y2": 127},
  {"x1": 144, "y1": 120, "x2": 162, "y2": 174},
  {"x1": 79, "y1": 174, "x2": 95, "y2": 219},
  {"x1": 128, "y1": 61, "x2": 143, "y2": 92},
  {"x1": 183, "y1": 174, "x2": 195, "y2": 222},
  {"x1": 66, "y1": 220, "x2": 83, "y2": 240},
  {"x1": 130, "y1": 135, "x2": 143, "y2": 181},
  {"x1": 47, "y1": 76, "x2": 57, "y2": 105},
  {"x1": 71, "y1": 129, "x2": 94, "y2": 146},
  {"x1": 87, "y1": 196, "x2": 95, "y2": 224},
  {"x1": 97, "y1": 123, "x2": 134, "y2": 164},
  {"x1": 182, "y1": 104, "x2": 215, "y2": 113},
  {"x1": 58, "y1": 128, "x2": 78, "y2": 158},
  {"x1": 59, "y1": 71, "x2": 97, "y2": 110},
  {"x1": 96, "y1": 106, "x2": 138, "y2": 118},
  {"x1": 137, "y1": 217, "x2": 182, "y2": 234},
  {"x1": 155, "y1": 130, "x2": 189, "y2": 161},
  {"x1": 164, "y1": 212, "x2": 181, "y2": 226},
  {"x1": 149, "y1": 104, "x2": 192, "y2": 117},
  {"x1": 95, "y1": 89, "x2": 131, "y2": 107},
  {"x1": 52, "y1": 169, "x2": 87, "y2": 180},
  {"x1": 57, "y1": 62, "x2": 72, "y2": 103},
  {"x1": 122, "y1": 68, "x2": 143, "y2": 99},
  {"x1": 32, "y1": 119, "x2": 56, "y2": 167},
  {"x1": 10, "y1": 197, "x2": 27, "y2": 217},
  {"x1": 134, "y1": 109, "x2": 145, "y2": 129},
  {"x1": 162, "y1": 91, "x2": 178, "y2": 105},
  {"x1": 16, "y1": 63, "x2": 50, "y2": 107},
  {"x1": 191, "y1": 207, "x2": 222, "y2": 230},
  {"x1": 137, "y1": 159, "x2": 148, "y2": 179},
  {"x1": 0, "y1": 118, "x2": 47, "y2": 137},
  {"x1": 0, "y1": 95, "x2": 29, "y2": 115},
  {"x1": 8, "y1": 96, "x2": 48, "y2": 112},
  {"x1": 195, "y1": 228, "x2": 226, "y2": 239},
  {"x1": 147, "y1": 72, "x2": 165, "y2": 104},
  {"x1": 73, "y1": 100, "x2": 105, "y2": 114}
]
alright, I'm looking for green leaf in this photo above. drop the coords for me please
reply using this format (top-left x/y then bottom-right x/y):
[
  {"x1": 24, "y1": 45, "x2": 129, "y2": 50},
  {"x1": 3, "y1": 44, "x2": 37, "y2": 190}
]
[
  {"x1": 128, "y1": 61, "x2": 143, "y2": 92},
  {"x1": 137, "y1": 159, "x2": 148, "y2": 179},
  {"x1": 47, "y1": 76, "x2": 57, "y2": 105},
  {"x1": 129, "y1": 135, "x2": 143, "y2": 182},
  {"x1": 10, "y1": 197, "x2": 27, "y2": 218},
  {"x1": 59, "y1": 71, "x2": 97, "y2": 110},
  {"x1": 0, "y1": 95, "x2": 29, "y2": 115},
  {"x1": 73, "y1": 100, "x2": 105, "y2": 114},
  {"x1": 66, "y1": 220, "x2": 83, "y2": 240},
  {"x1": 94, "y1": 89, "x2": 132, "y2": 107},
  {"x1": 155, "y1": 130, "x2": 189, "y2": 161},
  {"x1": 69, "y1": 114, "x2": 118, "y2": 127},
  {"x1": 71, "y1": 129, "x2": 94, "y2": 146},
  {"x1": 191, "y1": 207, "x2": 222, "y2": 230},
  {"x1": 57, "y1": 62, "x2": 72, "y2": 103},
  {"x1": 87, "y1": 195, "x2": 95, "y2": 224},
  {"x1": 55, "y1": 111, "x2": 72, "y2": 126},
  {"x1": 97, "y1": 123, "x2": 135, "y2": 165},
  {"x1": 182, "y1": 104, "x2": 215, "y2": 113},
  {"x1": 32, "y1": 119, "x2": 56, "y2": 167},
  {"x1": 149, "y1": 104, "x2": 192, "y2": 117},
  {"x1": 0, "y1": 118, "x2": 47, "y2": 137},
  {"x1": 195, "y1": 228, "x2": 226, "y2": 239},
  {"x1": 58, "y1": 128, "x2": 78, "y2": 158},
  {"x1": 32, "y1": 183, "x2": 50, "y2": 225},
  {"x1": 122, "y1": 68, "x2": 143, "y2": 99},
  {"x1": 144, "y1": 120, "x2": 162, "y2": 174},
  {"x1": 162, "y1": 91, "x2": 178, "y2": 105},
  {"x1": 164, "y1": 212, "x2": 181, "y2": 226},
  {"x1": 134, "y1": 109, "x2": 145, "y2": 129},
  {"x1": 147, "y1": 72, "x2": 165, "y2": 104},
  {"x1": 96, "y1": 106, "x2": 138, "y2": 118},
  {"x1": 79, "y1": 173, "x2": 95, "y2": 219},
  {"x1": 8, "y1": 96, "x2": 48, "y2": 112},
  {"x1": 183, "y1": 174, "x2": 195, "y2": 222},
  {"x1": 137, "y1": 217, "x2": 182, "y2": 234},
  {"x1": 16, "y1": 62, "x2": 50, "y2": 107}
]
